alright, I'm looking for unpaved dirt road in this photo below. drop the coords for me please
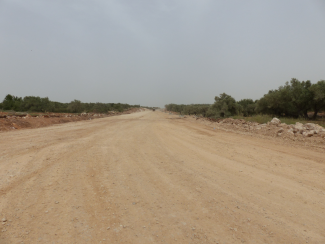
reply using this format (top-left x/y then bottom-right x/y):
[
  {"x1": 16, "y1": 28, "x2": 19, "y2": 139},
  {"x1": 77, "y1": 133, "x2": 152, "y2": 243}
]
[{"x1": 1, "y1": 111, "x2": 325, "y2": 244}]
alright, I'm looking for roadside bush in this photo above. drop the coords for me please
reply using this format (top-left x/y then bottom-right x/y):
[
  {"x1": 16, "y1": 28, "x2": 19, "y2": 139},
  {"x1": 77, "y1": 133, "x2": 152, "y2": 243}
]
[
  {"x1": 1, "y1": 94, "x2": 137, "y2": 113},
  {"x1": 205, "y1": 106, "x2": 220, "y2": 118},
  {"x1": 211, "y1": 93, "x2": 241, "y2": 118},
  {"x1": 309, "y1": 80, "x2": 325, "y2": 119},
  {"x1": 237, "y1": 99, "x2": 256, "y2": 117},
  {"x1": 2, "y1": 94, "x2": 22, "y2": 111},
  {"x1": 165, "y1": 104, "x2": 211, "y2": 116},
  {"x1": 256, "y1": 78, "x2": 325, "y2": 118},
  {"x1": 67, "y1": 99, "x2": 83, "y2": 113},
  {"x1": 165, "y1": 78, "x2": 325, "y2": 120}
]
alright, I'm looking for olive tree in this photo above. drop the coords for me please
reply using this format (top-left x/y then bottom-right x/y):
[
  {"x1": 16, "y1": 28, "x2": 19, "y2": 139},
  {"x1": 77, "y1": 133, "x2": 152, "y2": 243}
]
[{"x1": 211, "y1": 93, "x2": 241, "y2": 118}]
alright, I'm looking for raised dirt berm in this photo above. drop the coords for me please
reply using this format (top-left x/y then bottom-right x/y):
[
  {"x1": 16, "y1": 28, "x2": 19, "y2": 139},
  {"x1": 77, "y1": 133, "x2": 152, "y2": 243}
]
[{"x1": 0, "y1": 108, "x2": 141, "y2": 132}]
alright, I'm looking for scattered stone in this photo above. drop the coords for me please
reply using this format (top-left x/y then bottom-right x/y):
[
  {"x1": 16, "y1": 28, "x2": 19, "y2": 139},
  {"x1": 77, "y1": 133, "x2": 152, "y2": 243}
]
[
  {"x1": 2, "y1": 218, "x2": 7, "y2": 222},
  {"x1": 295, "y1": 122, "x2": 304, "y2": 133},
  {"x1": 270, "y1": 118, "x2": 281, "y2": 125},
  {"x1": 304, "y1": 123, "x2": 316, "y2": 130},
  {"x1": 192, "y1": 115, "x2": 325, "y2": 145}
]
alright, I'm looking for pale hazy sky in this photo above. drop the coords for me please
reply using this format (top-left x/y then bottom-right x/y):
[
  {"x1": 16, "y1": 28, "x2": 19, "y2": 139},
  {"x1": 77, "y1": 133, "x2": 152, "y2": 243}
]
[{"x1": 1, "y1": 0, "x2": 325, "y2": 107}]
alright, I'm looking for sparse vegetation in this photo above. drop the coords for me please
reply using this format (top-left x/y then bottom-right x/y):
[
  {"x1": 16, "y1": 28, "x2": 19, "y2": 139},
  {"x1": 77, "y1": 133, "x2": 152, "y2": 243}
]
[
  {"x1": 165, "y1": 104, "x2": 211, "y2": 116},
  {"x1": 0, "y1": 95, "x2": 140, "y2": 113},
  {"x1": 256, "y1": 79, "x2": 325, "y2": 118},
  {"x1": 209, "y1": 93, "x2": 241, "y2": 118},
  {"x1": 141, "y1": 106, "x2": 160, "y2": 111},
  {"x1": 165, "y1": 78, "x2": 325, "y2": 122}
]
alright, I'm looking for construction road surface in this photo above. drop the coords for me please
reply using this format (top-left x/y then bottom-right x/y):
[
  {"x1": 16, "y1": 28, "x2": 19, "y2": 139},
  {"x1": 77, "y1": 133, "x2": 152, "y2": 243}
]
[{"x1": 0, "y1": 110, "x2": 324, "y2": 244}]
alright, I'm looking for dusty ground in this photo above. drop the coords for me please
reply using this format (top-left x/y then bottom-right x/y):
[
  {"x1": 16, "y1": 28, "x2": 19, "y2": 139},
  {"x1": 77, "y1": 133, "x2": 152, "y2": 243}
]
[{"x1": 0, "y1": 111, "x2": 324, "y2": 244}]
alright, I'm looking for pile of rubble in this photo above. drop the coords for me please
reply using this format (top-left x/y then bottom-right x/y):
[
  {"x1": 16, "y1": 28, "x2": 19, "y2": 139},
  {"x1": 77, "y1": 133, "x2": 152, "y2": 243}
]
[
  {"x1": 269, "y1": 118, "x2": 325, "y2": 138},
  {"x1": 192, "y1": 116, "x2": 325, "y2": 143}
]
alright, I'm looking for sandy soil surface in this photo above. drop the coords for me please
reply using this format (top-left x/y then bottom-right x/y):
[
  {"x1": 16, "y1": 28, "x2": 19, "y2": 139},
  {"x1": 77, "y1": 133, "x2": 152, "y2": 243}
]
[{"x1": 0, "y1": 111, "x2": 324, "y2": 244}]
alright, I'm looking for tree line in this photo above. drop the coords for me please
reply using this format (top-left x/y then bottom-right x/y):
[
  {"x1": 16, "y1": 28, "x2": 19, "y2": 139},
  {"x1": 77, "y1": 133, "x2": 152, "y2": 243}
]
[
  {"x1": 0, "y1": 94, "x2": 140, "y2": 113},
  {"x1": 165, "y1": 78, "x2": 325, "y2": 119}
]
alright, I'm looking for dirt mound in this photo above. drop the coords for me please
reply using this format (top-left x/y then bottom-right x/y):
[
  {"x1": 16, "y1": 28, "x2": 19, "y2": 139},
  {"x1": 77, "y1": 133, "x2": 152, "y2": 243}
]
[{"x1": 0, "y1": 108, "x2": 142, "y2": 132}]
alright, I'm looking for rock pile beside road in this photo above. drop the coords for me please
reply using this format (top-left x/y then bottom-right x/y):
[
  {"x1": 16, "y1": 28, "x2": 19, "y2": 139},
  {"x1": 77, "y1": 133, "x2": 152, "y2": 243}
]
[{"x1": 190, "y1": 116, "x2": 325, "y2": 145}]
